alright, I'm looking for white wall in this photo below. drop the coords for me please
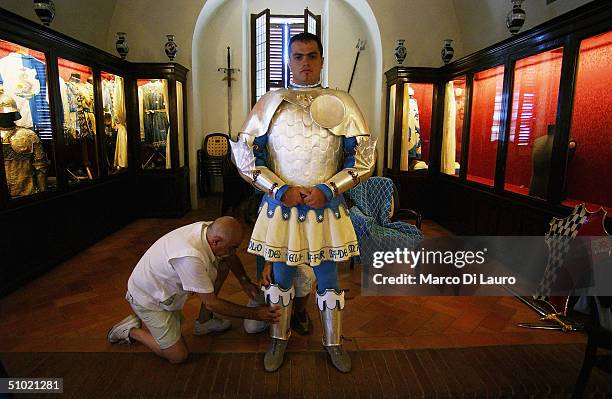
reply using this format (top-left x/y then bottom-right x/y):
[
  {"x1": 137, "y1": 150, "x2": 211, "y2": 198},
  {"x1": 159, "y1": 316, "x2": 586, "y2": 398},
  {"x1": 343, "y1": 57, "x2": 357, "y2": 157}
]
[
  {"x1": 453, "y1": 0, "x2": 594, "y2": 56},
  {"x1": 197, "y1": 0, "x2": 243, "y2": 138},
  {"x1": 105, "y1": 0, "x2": 204, "y2": 65},
  {"x1": 328, "y1": 0, "x2": 374, "y2": 121},
  {"x1": 0, "y1": 0, "x2": 117, "y2": 50},
  {"x1": 368, "y1": 0, "x2": 466, "y2": 69}
]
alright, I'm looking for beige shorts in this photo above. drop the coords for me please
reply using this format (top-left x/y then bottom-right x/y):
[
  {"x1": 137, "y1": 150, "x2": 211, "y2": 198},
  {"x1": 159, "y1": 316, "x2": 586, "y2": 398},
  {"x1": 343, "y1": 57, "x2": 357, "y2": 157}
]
[
  {"x1": 294, "y1": 265, "x2": 314, "y2": 297},
  {"x1": 129, "y1": 300, "x2": 185, "y2": 350}
]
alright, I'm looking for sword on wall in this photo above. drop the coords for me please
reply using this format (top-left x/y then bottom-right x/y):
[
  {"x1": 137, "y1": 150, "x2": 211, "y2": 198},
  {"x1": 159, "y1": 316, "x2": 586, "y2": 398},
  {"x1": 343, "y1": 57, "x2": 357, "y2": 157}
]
[
  {"x1": 348, "y1": 39, "x2": 366, "y2": 93},
  {"x1": 218, "y1": 46, "x2": 239, "y2": 136}
]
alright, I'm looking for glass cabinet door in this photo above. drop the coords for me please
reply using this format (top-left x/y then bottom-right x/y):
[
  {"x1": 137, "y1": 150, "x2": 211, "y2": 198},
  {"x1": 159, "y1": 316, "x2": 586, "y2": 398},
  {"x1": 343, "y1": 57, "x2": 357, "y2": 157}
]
[
  {"x1": 101, "y1": 72, "x2": 127, "y2": 174},
  {"x1": 176, "y1": 80, "x2": 185, "y2": 168},
  {"x1": 564, "y1": 30, "x2": 612, "y2": 211},
  {"x1": 0, "y1": 39, "x2": 56, "y2": 198},
  {"x1": 441, "y1": 76, "x2": 466, "y2": 176},
  {"x1": 58, "y1": 58, "x2": 98, "y2": 185},
  {"x1": 467, "y1": 65, "x2": 505, "y2": 186},
  {"x1": 400, "y1": 83, "x2": 433, "y2": 171},
  {"x1": 386, "y1": 83, "x2": 397, "y2": 170},
  {"x1": 504, "y1": 47, "x2": 564, "y2": 198},
  {"x1": 138, "y1": 79, "x2": 170, "y2": 169}
]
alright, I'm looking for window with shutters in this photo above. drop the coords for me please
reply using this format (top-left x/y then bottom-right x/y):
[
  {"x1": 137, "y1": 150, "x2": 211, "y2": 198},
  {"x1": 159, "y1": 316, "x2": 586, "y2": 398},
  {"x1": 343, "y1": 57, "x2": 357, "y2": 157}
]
[{"x1": 251, "y1": 8, "x2": 321, "y2": 106}]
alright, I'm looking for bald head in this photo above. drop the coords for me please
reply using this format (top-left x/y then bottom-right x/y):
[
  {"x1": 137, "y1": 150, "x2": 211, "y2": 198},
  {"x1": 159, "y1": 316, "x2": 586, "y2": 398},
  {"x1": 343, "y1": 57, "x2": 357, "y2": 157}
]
[{"x1": 206, "y1": 216, "x2": 243, "y2": 257}]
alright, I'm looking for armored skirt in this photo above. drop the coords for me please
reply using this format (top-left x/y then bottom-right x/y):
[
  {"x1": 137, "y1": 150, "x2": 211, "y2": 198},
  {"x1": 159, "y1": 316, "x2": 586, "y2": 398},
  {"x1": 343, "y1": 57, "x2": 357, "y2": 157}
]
[{"x1": 248, "y1": 197, "x2": 359, "y2": 267}]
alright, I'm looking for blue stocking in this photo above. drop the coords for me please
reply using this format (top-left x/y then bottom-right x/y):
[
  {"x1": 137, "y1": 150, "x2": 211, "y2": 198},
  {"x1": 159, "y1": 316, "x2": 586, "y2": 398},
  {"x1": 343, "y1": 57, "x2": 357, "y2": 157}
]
[
  {"x1": 312, "y1": 261, "x2": 339, "y2": 293},
  {"x1": 272, "y1": 262, "x2": 297, "y2": 290}
]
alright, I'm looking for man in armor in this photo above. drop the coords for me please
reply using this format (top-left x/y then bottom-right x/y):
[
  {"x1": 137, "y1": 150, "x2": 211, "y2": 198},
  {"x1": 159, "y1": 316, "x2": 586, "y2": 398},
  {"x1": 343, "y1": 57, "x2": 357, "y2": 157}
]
[
  {"x1": 0, "y1": 89, "x2": 48, "y2": 198},
  {"x1": 231, "y1": 32, "x2": 376, "y2": 372}
]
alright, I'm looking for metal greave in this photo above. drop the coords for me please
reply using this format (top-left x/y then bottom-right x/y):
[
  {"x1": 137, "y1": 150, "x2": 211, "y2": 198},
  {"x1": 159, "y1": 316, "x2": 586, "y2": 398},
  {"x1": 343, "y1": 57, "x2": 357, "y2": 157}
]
[
  {"x1": 316, "y1": 289, "x2": 345, "y2": 346},
  {"x1": 262, "y1": 284, "x2": 295, "y2": 340}
]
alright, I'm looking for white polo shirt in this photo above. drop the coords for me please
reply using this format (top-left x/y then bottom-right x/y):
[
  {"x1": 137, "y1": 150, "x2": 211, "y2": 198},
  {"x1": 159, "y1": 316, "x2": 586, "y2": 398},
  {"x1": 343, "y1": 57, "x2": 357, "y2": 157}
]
[{"x1": 127, "y1": 221, "x2": 218, "y2": 311}]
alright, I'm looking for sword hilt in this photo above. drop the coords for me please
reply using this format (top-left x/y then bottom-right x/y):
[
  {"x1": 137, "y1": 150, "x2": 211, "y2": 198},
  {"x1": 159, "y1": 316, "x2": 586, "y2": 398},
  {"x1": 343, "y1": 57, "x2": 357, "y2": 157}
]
[{"x1": 542, "y1": 313, "x2": 574, "y2": 332}]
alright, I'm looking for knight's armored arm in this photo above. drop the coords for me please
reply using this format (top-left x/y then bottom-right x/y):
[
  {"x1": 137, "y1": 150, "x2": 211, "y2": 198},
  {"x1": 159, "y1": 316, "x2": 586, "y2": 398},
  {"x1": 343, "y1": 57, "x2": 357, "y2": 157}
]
[
  {"x1": 32, "y1": 140, "x2": 49, "y2": 192},
  {"x1": 230, "y1": 131, "x2": 286, "y2": 199},
  {"x1": 320, "y1": 134, "x2": 376, "y2": 197}
]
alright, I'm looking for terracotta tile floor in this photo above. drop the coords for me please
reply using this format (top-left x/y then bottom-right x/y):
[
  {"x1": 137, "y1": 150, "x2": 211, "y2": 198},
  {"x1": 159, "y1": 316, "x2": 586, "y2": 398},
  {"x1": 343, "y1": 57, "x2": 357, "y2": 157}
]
[{"x1": 0, "y1": 203, "x2": 586, "y2": 353}]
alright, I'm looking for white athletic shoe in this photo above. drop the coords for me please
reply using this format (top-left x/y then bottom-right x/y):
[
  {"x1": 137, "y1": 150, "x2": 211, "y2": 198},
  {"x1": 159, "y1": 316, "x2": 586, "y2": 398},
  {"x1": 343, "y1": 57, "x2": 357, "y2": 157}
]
[
  {"x1": 244, "y1": 294, "x2": 268, "y2": 334},
  {"x1": 107, "y1": 314, "x2": 140, "y2": 344},
  {"x1": 194, "y1": 317, "x2": 232, "y2": 335}
]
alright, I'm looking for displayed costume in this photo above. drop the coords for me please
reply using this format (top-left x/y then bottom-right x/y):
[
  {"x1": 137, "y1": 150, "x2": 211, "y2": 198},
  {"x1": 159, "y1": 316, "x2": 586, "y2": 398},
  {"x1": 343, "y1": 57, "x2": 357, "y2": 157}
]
[
  {"x1": 0, "y1": 52, "x2": 52, "y2": 139},
  {"x1": 400, "y1": 85, "x2": 426, "y2": 170},
  {"x1": 138, "y1": 80, "x2": 169, "y2": 147},
  {"x1": 231, "y1": 83, "x2": 376, "y2": 372},
  {"x1": 63, "y1": 77, "x2": 96, "y2": 142},
  {"x1": 529, "y1": 129, "x2": 554, "y2": 198},
  {"x1": 113, "y1": 76, "x2": 128, "y2": 169},
  {"x1": 0, "y1": 92, "x2": 48, "y2": 198},
  {"x1": 102, "y1": 75, "x2": 128, "y2": 169},
  {"x1": 441, "y1": 81, "x2": 457, "y2": 175}
]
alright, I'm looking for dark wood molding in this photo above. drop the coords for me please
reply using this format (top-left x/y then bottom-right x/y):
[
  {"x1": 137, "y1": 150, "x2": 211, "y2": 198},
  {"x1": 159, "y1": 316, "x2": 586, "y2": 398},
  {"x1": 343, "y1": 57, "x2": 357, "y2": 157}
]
[
  {"x1": 385, "y1": 66, "x2": 441, "y2": 84},
  {"x1": 459, "y1": 72, "x2": 473, "y2": 182},
  {"x1": 443, "y1": 0, "x2": 612, "y2": 75}
]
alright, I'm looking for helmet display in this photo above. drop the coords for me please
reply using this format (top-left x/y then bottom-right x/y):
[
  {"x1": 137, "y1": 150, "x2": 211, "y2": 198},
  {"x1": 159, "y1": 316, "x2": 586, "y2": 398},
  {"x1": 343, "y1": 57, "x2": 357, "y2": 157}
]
[{"x1": 0, "y1": 88, "x2": 19, "y2": 114}]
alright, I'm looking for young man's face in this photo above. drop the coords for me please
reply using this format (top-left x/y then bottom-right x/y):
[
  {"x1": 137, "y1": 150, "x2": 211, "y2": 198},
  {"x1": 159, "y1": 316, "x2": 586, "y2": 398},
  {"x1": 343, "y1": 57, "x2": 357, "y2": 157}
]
[{"x1": 288, "y1": 40, "x2": 324, "y2": 86}]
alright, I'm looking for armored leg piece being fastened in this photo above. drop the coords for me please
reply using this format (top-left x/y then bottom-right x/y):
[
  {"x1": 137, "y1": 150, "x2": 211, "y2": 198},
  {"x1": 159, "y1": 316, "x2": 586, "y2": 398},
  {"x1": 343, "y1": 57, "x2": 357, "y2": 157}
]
[
  {"x1": 262, "y1": 284, "x2": 294, "y2": 372},
  {"x1": 317, "y1": 289, "x2": 351, "y2": 373}
]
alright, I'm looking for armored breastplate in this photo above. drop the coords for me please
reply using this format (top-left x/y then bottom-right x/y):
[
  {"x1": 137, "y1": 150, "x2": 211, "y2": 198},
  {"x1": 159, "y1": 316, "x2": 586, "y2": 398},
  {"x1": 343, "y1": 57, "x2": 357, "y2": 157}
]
[
  {"x1": 1, "y1": 127, "x2": 35, "y2": 154},
  {"x1": 267, "y1": 102, "x2": 341, "y2": 187}
]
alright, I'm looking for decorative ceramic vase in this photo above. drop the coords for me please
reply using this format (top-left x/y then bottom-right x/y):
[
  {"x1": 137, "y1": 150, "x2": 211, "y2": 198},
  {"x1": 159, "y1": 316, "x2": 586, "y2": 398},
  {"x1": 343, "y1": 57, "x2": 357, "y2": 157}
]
[
  {"x1": 394, "y1": 39, "x2": 407, "y2": 65},
  {"x1": 33, "y1": 0, "x2": 55, "y2": 26},
  {"x1": 441, "y1": 39, "x2": 454, "y2": 65},
  {"x1": 115, "y1": 32, "x2": 129, "y2": 60},
  {"x1": 506, "y1": 0, "x2": 526, "y2": 35},
  {"x1": 164, "y1": 35, "x2": 178, "y2": 62}
]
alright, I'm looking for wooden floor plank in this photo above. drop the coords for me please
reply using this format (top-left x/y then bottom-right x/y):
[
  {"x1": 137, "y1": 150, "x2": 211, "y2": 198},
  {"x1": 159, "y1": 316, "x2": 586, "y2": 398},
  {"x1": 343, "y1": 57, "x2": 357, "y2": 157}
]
[
  {"x1": 415, "y1": 349, "x2": 451, "y2": 398},
  {"x1": 427, "y1": 348, "x2": 464, "y2": 396},
  {"x1": 237, "y1": 352, "x2": 256, "y2": 399},
  {"x1": 447, "y1": 347, "x2": 489, "y2": 397},
  {"x1": 314, "y1": 351, "x2": 333, "y2": 399},
  {"x1": 210, "y1": 351, "x2": 232, "y2": 398},
  {"x1": 250, "y1": 353, "x2": 268, "y2": 399},
  {"x1": 369, "y1": 350, "x2": 398, "y2": 399},
  {"x1": 402, "y1": 350, "x2": 435, "y2": 398},
  {"x1": 183, "y1": 352, "x2": 212, "y2": 398},
  {"x1": 392, "y1": 349, "x2": 424, "y2": 398},
  {"x1": 299, "y1": 350, "x2": 319, "y2": 399},
  {"x1": 1, "y1": 347, "x2": 610, "y2": 398}
]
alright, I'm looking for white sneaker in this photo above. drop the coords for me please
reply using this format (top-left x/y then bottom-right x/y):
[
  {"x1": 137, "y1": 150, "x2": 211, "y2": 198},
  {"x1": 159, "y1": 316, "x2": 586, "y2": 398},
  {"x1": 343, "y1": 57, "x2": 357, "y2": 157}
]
[
  {"x1": 194, "y1": 317, "x2": 232, "y2": 335},
  {"x1": 107, "y1": 314, "x2": 140, "y2": 344},
  {"x1": 244, "y1": 295, "x2": 268, "y2": 334}
]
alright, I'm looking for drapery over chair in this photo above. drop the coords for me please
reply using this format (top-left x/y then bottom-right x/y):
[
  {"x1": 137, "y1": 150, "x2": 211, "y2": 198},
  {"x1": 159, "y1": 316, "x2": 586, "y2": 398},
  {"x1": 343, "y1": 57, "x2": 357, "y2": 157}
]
[{"x1": 345, "y1": 176, "x2": 423, "y2": 267}]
